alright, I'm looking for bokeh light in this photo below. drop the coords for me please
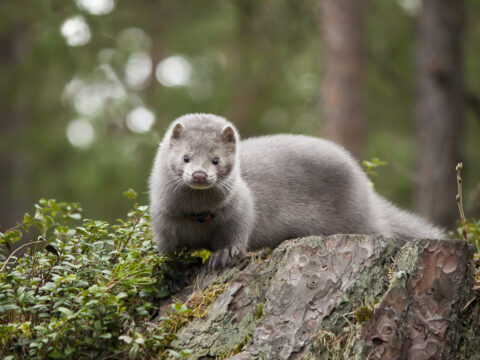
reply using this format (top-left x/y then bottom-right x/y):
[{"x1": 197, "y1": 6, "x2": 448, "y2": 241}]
[
  {"x1": 125, "y1": 52, "x2": 152, "y2": 89},
  {"x1": 76, "y1": 0, "x2": 115, "y2": 15},
  {"x1": 397, "y1": 0, "x2": 421, "y2": 15},
  {"x1": 66, "y1": 119, "x2": 95, "y2": 148},
  {"x1": 60, "y1": 15, "x2": 91, "y2": 47},
  {"x1": 155, "y1": 55, "x2": 192, "y2": 87},
  {"x1": 126, "y1": 107, "x2": 156, "y2": 133},
  {"x1": 63, "y1": 68, "x2": 126, "y2": 116},
  {"x1": 118, "y1": 28, "x2": 152, "y2": 52}
]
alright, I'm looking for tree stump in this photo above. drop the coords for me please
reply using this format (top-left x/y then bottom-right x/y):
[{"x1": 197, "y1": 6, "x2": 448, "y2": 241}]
[{"x1": 162, "y1": 235, "x2": 476, "y2": 359}]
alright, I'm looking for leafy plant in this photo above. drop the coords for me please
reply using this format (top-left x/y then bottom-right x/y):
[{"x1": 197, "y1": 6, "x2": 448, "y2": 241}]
[
  {"x1": 454, "y1": 163, "x2": 480, "y2": 253},
  {"x1": 362, "y1": 157, "x2": 388, "y2": 178},
  {"x1": 455, "y1": 219, "x2": 480, "y2": 255},
  {"x1": 0, "y1": 190, "x2": 194, "y2": 359}
]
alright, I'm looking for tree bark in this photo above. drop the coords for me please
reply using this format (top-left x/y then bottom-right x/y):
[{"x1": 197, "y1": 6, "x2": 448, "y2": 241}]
[
  {"x1": 227, "y1": 0, "x2": 258, "y2": 137},
  {"x1": 320, "y1": 0, "x2": 366, "y2": 160},
  {"x1": 0, "y1": 24, "x2": 32, "y2": 231},
  {"x1": 161, "y1": 235, "x2": 476, "y2": 359},
  {"x1": 414, "y1": 0, "x2": 465, "y2": 228}
]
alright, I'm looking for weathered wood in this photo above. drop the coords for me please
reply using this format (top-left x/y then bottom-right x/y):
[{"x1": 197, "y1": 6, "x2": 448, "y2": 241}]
[
  {"x1": 163, "y1": 235, "x2": 475, "y2": 359},
  {"x1": 351, "y1": 239, "x2": 473, "y2": 359}
]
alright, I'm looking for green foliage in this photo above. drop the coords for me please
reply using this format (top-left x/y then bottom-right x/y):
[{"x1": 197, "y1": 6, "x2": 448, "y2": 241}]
[
  {"x1": 190, "y1": 249, "x2": 211, "y2": 264},
  {"x1": 456, "y1": 219, "x2": 480, "y2": 253},
  {"x1": 362, "y1": 157, "x2": 388, "y2": 178},
  {"x1": 362, "y1": 157, "x2": 388, "y2": 190},
  {"x1": 0, "y1": 193, "x2": 195, "y2": 359}
]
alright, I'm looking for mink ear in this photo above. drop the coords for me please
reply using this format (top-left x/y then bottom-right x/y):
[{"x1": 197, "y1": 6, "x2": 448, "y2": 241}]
[
  {"x1": 220, "y1": 125, "x2": 236, "y2": 145},
  {"x1": 171, "y1": 122, "x2": 185, "y2": 141}
]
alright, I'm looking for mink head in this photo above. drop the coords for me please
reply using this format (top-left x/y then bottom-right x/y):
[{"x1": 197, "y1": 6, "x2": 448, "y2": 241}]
[{"x1": 163, "y1": 114, "x2": 239, "y2": 190}]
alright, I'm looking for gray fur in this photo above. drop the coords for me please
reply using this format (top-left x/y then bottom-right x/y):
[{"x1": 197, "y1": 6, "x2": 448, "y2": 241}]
[{"x1": 149, "y1": 113, "x2": 444, "y2": 268}]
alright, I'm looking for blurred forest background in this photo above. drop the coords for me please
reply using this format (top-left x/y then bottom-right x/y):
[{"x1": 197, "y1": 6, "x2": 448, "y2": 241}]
[{"x1": 1, "y1": 0, "x2": 479, "y2": 232}]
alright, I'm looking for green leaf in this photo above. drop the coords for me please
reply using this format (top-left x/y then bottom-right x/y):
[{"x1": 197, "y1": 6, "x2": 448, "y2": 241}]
[
  {"x1": 57, "y1": 307, "x2": 74, "y2": 318},
  {"x1": 116, "y1": 292, "x2": 128, "y2": 300},
  {"x1": 119, "y1": 335, "x2": 133, "y2": 344},
  {"x1": 123, "y1": 189, "x2": 138, "y2": 200},
  {"x1": 134, "y1": 335, "x2": 145, "y2": 345},
  {"x1": 68, "y1": 213, "x2": 82, "y2": 220},
  {"x1": 49, "y1": 351, "x2": 64, "y2": 358},
  {"x1": 167, "y1": 349, "x2": 182, "y2": 359},
  {"x1": 180, "y1": 349, "x2": 193, "y2": 356},
  {"x1": 172, "y1": 302, "x2": 189, "y2": 314}
]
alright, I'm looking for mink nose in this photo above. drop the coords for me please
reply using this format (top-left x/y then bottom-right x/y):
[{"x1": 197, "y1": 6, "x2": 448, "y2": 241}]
[{"x1": 192, "y1": 171, "x2": 208, "y2": 184}]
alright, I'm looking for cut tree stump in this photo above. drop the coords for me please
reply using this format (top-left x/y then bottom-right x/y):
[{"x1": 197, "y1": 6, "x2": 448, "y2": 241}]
[{"x1": 160, "y1": 235, "x2": 477, "y2": 359}]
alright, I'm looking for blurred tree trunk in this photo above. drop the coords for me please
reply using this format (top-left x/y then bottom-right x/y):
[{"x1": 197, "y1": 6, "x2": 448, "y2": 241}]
[
  {"x1": 0, "y1": 24, "x2": 31, "y2": 231},
  {"x1": 414, "y1": 0, "x2": 464, "y2": 227},
  {"x1": 320, "y1": 0, "x2": 366, "y2": 160},
  {"x1": 228, "y1": 0, "x2": 257, "y2": 136}
]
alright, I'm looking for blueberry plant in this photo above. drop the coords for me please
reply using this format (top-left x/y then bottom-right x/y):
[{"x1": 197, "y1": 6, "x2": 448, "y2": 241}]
[{"x1": 0, "y1": 190, "x2": 193, "y2": 359}]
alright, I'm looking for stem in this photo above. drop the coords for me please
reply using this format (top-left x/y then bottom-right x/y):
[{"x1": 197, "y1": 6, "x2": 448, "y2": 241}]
[
  {"x1": 0, "y1": 240, "x2": 45, "y2": 272},
  {"x1": 2, "y1": 221, "x2": 26, "y2": 234},
  {"x1": 456, "y1": 163, "x2": 468, "y2": 241}
]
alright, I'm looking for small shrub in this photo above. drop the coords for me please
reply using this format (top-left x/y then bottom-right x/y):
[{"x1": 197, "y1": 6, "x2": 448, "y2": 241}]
[
  {"x1": 457, "y1": 219, "x2": 480, "y2": 254},
  {"x1": 0, "y1": 190, "x2": 193, "y2": 359}
]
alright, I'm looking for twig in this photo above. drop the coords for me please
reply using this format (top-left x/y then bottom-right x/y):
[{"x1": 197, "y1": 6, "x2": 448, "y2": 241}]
[
  {"x1": 0, "y1": 240, "x2": 45, "y2": 272},
  {"x1": 456, "y1": 163, "x2": 468, "y2": 241},
  {"x1": 462, "y1": 295, "x2": 478, "y2": 312},
  {"x1": 2, "y1": 221, "x2": 26, "y2": 234}
]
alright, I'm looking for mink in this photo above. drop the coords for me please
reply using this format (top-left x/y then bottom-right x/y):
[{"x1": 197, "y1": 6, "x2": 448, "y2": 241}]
[{"x1": 149, "y1": 113, "x2": 444, "y2": 268}]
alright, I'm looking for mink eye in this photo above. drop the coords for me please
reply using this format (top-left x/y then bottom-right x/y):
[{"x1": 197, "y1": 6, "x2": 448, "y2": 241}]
[
  {"x1": 212, "y1": 157, "x2": 219, "y2": 165},
  {"x1": 183, "y1": 155, "x2": 190, "y2": 163}
]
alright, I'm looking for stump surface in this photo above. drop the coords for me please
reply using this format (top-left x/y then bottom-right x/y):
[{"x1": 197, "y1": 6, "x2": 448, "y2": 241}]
[{"x1": 162, "y1": 235, "x2": 476, "y2": 359}]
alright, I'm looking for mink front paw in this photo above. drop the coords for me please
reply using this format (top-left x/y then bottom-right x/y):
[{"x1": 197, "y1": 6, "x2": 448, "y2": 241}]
[{"x1": 208, "y1": 246, "x2": 244, "y2": 270}]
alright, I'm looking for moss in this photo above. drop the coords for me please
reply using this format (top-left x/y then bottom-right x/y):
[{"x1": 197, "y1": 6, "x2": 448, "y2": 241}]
[
  {"x1": 255, "y1": 302, "x2": 264, "y2": 319},
  {"x1": 355, "y1": 305, "x2": 373, "y2": 323},
  {"x1": 216, "y1": 333, "x2": 253, "y2": 359},
  {"x1": 310, "y1": 329, "x2": 344, "y2": 360},
  {"x1": 186, "y1": 283, "x2": 228, "y2": 319},
  {"x1": 249, "y1": 247, "x2": 272, "y2": 263},
  {"x1": 213, "y1": 266, "x2": 239, "y2": 285},
  {"x1": 161, "y1": 283, "x2": 228, "y2": 335}
]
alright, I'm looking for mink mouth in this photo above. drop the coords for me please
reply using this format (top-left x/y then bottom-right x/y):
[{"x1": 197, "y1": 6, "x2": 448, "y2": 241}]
[{"x1": 186, "y1": 182, "x2": 214, "y2": 190}]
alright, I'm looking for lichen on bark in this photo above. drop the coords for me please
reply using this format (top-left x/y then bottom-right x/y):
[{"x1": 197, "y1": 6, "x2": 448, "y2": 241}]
[{"x1": 351, "y1": 239, "x2": 474, "y2": 359}]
